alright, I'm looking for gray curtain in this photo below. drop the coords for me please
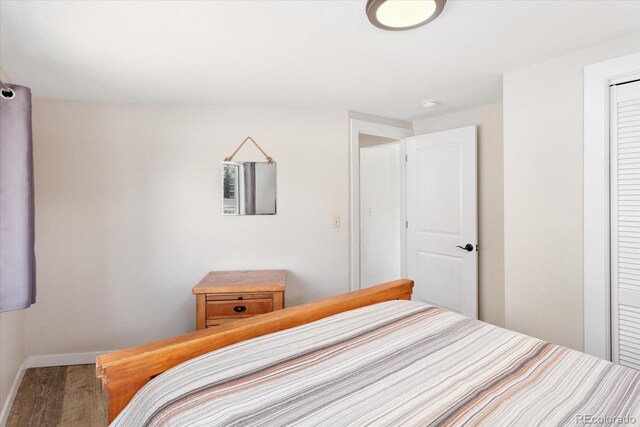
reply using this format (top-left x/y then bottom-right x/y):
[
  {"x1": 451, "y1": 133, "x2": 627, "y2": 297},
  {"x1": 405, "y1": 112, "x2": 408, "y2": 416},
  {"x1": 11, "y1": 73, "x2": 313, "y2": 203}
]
[{"x1": 0, "y1": 83, "x2": 36, "y2": 312}]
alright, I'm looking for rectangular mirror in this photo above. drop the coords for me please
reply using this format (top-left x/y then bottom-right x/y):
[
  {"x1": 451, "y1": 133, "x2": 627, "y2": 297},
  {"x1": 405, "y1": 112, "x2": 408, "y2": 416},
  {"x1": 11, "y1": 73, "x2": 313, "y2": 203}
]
[{"x1": 222, "y1": 161, "x2": 277, "y2": 215}]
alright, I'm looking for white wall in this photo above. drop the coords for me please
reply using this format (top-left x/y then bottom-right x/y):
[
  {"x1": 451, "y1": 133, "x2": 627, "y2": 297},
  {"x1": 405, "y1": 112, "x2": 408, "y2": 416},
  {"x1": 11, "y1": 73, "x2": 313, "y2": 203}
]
[
  {"x1": 360, "y1": 142, "x2": 401, "y2": 287},
  {"x1": 0, "y1": 310, "x2": 25, "y2": 422},
  {"x1": 412, "y1": 103, "x2": 504, "y2": 326},
  {"x1": 28, "y1": 100, "x2": 349, "y2": 356},
  {"x1": 503, "y1": 33, "x2": 640, "y2": 351}
]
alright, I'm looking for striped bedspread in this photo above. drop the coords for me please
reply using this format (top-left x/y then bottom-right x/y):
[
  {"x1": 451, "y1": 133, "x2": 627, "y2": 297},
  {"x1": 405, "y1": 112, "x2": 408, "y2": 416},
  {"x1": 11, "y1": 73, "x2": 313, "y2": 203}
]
[{"x1": 113, "y1": 301, "x2": 640, "y2": 426}]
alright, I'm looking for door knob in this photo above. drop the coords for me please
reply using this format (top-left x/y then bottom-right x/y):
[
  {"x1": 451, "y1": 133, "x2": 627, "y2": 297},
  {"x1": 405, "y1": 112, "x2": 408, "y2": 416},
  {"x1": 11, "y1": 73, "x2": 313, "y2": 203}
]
[{"x1": 456, "y1": 243, "x2": 474, "y2": 252}]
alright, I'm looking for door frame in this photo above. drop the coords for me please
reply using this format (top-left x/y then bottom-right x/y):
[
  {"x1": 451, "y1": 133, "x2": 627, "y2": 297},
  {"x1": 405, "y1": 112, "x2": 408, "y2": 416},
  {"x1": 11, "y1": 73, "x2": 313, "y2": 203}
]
[
  {"x1": 584, "y1": 52, "x2": 640, "y2": 360},
  {"x1": 349, "y1": 119, "x2": 413, "y2": 291}
]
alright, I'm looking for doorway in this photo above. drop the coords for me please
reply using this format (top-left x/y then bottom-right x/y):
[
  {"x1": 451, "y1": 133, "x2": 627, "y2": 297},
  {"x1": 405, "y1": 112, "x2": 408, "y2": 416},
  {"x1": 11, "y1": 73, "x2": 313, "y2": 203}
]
[
  {"x1": 359, "y1": 135, "x2": 402, "y2": 288},
  {"x1": 349, "y1": 119, "x2": 412, "y2": 291},
  {"x1": 350, "y1": 119, "x2": 479, "y2": 318}
]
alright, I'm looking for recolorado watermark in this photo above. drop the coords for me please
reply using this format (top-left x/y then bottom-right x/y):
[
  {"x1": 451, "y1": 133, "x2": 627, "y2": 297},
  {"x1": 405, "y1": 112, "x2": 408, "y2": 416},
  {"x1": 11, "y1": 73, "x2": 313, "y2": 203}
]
[{"x1": 576, "y1": 414, "x2": 637, "y2": 425}]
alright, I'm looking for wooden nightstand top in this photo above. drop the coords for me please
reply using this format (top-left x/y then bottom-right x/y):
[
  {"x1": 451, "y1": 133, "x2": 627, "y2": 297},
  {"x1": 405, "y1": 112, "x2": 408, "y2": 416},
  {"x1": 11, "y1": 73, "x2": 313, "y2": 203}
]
[{"x1": 192, "y1": 270, "x2": 287, "y2": 294}]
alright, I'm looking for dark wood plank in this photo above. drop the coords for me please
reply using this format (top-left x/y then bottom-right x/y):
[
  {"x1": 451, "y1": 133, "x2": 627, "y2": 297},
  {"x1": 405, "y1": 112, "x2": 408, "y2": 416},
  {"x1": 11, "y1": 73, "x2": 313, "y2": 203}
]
[
  {"x1": 7, "y1": 364, "x2": 107, "y2": 427},
  {"x1": 6, "y1": 366, "x2": 67, "y2": 427},
  {"x1": 92, "y1": 366, "x2": 108, "y2": 425},
  {"x1": 6, "y1": 368, "x2": 37, "y2": 427},
  {"x1": 61, "y1": 365, "x2": 107, "y2": 427}
]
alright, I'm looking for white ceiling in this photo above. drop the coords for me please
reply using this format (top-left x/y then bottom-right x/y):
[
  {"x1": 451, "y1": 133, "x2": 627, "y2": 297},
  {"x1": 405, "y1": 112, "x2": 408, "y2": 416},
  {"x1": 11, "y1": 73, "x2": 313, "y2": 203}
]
[{"x1": 1, "y1": 1, "x2": 640, "y2": 120}]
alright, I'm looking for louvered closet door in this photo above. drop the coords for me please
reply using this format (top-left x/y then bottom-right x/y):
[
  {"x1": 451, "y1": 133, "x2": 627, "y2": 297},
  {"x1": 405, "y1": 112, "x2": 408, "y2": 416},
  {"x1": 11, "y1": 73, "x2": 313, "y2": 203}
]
[{"x1": 612, "y1": 79, "x2": 640, "y2": 369}]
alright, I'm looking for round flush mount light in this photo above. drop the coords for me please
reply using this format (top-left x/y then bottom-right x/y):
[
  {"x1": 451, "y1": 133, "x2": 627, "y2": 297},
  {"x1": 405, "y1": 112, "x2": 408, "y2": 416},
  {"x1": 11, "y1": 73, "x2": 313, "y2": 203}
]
[{"x1": 366, "y1": 0, "x2": 446, "y2": 31}]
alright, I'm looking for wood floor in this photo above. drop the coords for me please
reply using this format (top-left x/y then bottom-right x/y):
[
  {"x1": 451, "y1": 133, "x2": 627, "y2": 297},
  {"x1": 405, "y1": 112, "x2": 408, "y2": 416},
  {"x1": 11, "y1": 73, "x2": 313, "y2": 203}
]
[{"x1": 7, "y1": 364, "x2": 107, "y2": 427}]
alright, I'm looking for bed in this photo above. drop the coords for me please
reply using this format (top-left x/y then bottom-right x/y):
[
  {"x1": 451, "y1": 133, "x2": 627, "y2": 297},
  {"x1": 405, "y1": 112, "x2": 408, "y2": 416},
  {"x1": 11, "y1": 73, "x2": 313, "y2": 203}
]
[{"x1": 97, "y1": 280, "x2": 640, "y2": 426}]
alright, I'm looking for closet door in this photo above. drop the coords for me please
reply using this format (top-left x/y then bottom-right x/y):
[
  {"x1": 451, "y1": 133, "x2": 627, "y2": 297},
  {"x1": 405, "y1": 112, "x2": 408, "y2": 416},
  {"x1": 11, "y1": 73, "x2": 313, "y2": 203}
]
[{"x1": 612, "y1": 79, "x2": 640, "y2": 368}]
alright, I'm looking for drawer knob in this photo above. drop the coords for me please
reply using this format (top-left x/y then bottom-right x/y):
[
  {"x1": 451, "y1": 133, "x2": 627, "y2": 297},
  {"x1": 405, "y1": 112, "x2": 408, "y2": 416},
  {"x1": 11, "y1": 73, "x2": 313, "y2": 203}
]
[{"x1": 233, "y1": 305, "x2": 247, "y2": 313}]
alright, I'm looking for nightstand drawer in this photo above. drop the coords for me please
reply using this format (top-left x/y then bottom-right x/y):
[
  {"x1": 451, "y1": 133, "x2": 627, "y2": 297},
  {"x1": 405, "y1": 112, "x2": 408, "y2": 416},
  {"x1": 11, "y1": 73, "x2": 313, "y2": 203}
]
[
  {"x1": 206, "y1": 293, "x2": 272, "y2": 301},
  {"x1": 206, "y1": 298, "x2": 273, "y2": 318}
]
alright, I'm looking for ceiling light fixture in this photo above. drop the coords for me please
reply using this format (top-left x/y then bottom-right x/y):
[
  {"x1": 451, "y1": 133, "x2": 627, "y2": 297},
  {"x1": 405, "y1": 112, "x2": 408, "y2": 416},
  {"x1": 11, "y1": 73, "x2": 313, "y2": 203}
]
[
  {"x1": 422, "y1": 99, "x2": 439, "y2": 109},
  {"x1": 366, "y1": 0, "x2": 446, "y2": 31}
]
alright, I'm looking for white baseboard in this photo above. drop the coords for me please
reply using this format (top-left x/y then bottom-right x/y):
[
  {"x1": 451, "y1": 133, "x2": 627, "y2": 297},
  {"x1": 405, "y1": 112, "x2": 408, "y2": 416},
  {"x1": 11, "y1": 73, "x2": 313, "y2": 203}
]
[
  {"x1": 0, "y1": 360, "x2": 26, "y2": 427},
  {"x1": 25, "y1": 350, "x2": 114, "y2": 368}
]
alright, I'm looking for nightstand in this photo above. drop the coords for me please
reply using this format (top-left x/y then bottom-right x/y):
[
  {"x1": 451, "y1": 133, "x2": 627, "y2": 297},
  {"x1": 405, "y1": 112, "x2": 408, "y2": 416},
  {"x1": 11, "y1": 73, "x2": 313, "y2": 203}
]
[{"x1": 192, "y1": 270, "x2": 286, "y2": 330}]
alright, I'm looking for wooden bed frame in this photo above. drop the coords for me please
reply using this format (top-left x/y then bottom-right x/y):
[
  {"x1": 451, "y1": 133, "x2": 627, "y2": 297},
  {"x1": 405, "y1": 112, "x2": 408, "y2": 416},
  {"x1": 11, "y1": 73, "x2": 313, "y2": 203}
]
[{"x1": 96, "y1": 279, "x2": 413, "y2": 422}]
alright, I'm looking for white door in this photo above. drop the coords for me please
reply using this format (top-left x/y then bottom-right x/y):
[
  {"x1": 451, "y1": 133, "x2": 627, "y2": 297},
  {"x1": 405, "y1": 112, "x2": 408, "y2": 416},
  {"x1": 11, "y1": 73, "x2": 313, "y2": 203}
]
[
  {"x1": 406, "y1": 126, "x2": 478, "y2": 318},
  {"x1": 360, "y1": 143, "x2": 402, "y2": 288},
  {"x1": 611, "y1": 79, "x2": 640, "y2": 369}
]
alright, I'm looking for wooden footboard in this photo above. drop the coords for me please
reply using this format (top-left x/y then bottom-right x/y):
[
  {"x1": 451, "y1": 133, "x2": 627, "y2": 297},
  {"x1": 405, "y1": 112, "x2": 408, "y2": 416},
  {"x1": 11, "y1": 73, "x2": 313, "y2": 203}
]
[{"x1": 96, "y1": 279, "x2": 413, "y2": 422}]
